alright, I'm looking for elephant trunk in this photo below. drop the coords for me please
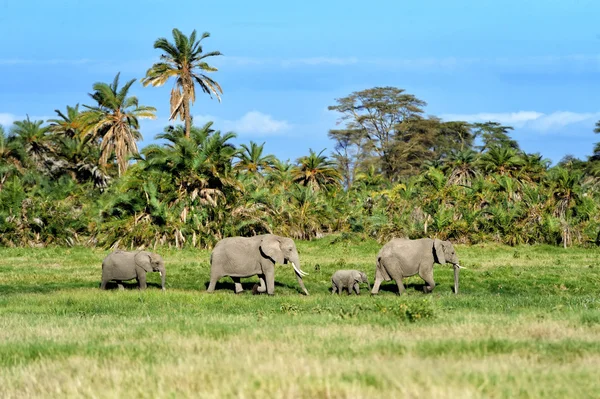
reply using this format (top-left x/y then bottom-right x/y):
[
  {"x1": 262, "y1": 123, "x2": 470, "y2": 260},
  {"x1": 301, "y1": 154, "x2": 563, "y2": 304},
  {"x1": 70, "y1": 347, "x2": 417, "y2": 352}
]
[
  {"x1": 366, "y1": 281, "x2": 371, "y2": 291},
  {"x1": 290, "y1": 258, "x2": 309, "y2": 296},
  {"x1": 453, "y1": 264, "x2": 460, "y2": 295}
]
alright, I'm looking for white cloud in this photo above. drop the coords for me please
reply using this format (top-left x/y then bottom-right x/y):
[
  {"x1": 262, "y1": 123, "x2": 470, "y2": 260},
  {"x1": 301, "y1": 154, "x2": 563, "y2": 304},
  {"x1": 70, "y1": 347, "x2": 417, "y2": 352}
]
[
  {"x1": 216, "y1": 53, "x2": 600, "y2": 73},
  {"x1": 194, "y1": 111, "x2": 291, "y2": 137},
  {"x1": 441, "y1": 111, "x2": 544, "y2": 127},
  {"x1": 441, "y1": 110, "x2": 600, "y2": 132},
  {"x1": 0, "y1": 113, "x2": 17, "y2": 126}
]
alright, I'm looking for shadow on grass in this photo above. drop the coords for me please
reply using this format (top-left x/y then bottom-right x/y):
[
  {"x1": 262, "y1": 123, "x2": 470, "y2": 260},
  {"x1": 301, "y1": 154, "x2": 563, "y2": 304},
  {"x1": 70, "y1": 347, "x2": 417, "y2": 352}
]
[
  {"x1": 202, "y1": 279, "x2": 307, "y2": 295},
  {"x1": 99, "y1": 281, "x2": 164, "y2": 291},
  {"x1": 375, "y1": 282, "x2": 456, "y2": 295}
]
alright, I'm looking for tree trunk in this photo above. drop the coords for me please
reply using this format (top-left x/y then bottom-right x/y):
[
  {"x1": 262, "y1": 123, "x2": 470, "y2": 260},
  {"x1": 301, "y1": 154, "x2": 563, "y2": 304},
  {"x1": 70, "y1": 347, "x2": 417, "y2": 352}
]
[{"x1": 184, "y1": 96, "x2": 191, "y2": 138}]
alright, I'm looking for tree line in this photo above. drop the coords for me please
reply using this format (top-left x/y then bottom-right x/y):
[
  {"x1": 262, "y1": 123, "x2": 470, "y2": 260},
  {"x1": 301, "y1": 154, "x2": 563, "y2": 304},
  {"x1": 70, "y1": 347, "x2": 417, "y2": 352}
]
[{"x1": 2, "y1": 29, "x2": 600, "y2": 249}]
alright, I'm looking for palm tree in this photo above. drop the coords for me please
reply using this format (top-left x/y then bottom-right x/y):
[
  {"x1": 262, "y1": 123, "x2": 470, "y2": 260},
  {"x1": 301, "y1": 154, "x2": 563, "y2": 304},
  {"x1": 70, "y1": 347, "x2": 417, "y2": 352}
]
[
  {"x1": 0, "y1": 125, "x2": 23, "y2": 191},
  {"x1": 265, "y1": 159, "x2": 295, "y2": 193},
  {"x1": 478, "y1": 147, "x2": 524, "y2": 177},
  {"x1": 142, "y1": 28, "x2": 223, "y2": 137},
  {"x1": 8, "y1": 116, "x2": 53, "y2": 168},
  {"x1": 447, "y1": 149, "x2": 478, "y2": 186},
  {"x1": 48, "y1": 104, "x2": 82, "y2": 139},
  {"x1": 142, "y1": 122, "x2": 237, "y2": 209},
  {"x1": 234, "y1": 141, "x2": 276, "y2": 174},
  {"x1": 354, "y1": 164, "x2": 386, "y2": 190},
  {"x1": 548, "y1": 167, "x2": 582, "y2": 248},
  {"x1": 80, "y1": 72, "x2": 156, "y2": 176},
  {"x1": 292, "y1": 149, "x2": 342, "y2": 191}
]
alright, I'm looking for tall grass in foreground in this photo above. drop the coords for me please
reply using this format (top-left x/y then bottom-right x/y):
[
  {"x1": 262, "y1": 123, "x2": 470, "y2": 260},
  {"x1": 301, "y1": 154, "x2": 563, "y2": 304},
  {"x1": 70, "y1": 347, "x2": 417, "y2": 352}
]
[{"x1": 1, "y1": 236, "x2": 600, "y2": 398}]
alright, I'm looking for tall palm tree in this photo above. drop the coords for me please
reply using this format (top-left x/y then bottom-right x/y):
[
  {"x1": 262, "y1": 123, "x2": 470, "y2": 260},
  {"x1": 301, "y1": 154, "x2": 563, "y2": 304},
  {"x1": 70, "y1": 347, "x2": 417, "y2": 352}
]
[
  {"x1": 142, "y1": 28, "x2": 223, "y2": 137},
  {"x1": 292, "y1": 149, "x2": 342, "y2": 191},
  {"x1": 80, "y1": 73, "x2": 156, "y2": 176},
  {"x1": 234, "y1": 141, "x2": 276, "y2": 174}
]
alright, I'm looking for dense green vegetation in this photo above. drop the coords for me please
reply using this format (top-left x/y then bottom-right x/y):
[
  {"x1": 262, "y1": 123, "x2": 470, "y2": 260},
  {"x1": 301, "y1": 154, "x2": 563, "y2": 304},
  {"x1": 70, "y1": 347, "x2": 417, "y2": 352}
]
[
  {"x1": 2, "y1": 28, "x2": 600, "y2": 250},
  {"x1": 1, "y1": 240, "x2": 600, "y2": 397}
]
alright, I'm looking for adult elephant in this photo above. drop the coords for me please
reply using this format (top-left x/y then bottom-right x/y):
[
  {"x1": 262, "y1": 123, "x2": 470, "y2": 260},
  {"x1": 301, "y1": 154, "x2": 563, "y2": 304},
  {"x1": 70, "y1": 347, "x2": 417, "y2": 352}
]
[
  {"x1": 100, "y1": 250, "x2": 166, "y2": 291},
  {"x1": 371, "y1": 238, "x2": 462, "y2": 295},
  {"x1": 207, "y1": 234, "x2": 309, "y2": 295}
]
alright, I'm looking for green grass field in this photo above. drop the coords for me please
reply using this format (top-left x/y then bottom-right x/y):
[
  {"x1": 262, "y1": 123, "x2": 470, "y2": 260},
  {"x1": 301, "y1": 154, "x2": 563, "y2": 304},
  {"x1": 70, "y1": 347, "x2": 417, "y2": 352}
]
[{"x1": 1, "y1": 235, "x2": 600, "y2": 398}]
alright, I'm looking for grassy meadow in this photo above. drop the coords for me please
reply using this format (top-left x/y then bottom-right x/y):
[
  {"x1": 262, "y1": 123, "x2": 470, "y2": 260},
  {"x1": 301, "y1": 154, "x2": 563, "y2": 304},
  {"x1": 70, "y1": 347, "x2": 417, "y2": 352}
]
[{"x1": 1, "y1": 235, "x2": 600, "y2": 398}]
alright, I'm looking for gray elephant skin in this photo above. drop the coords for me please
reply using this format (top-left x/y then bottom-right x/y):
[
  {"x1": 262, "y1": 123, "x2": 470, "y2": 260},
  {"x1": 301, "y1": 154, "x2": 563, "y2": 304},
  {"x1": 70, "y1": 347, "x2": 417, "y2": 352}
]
[
  {"x1": 207, "y1": 234, "x2": 309, "y2": 295},
  {"x1": 371, "y1": 238, "x2": 462, "y2": 295},
  {"x1": 331, "y1": 270, "x2": 370, "y2": 295},
  {"x1": 100, "y1": 250, "x2": 166, "y2": 291}
]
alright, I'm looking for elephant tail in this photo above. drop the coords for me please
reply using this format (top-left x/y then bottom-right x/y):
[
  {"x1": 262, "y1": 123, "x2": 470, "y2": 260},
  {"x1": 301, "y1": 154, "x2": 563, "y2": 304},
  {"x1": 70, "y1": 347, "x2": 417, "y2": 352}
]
[{"x1": 376, "y1": 257, "x2": 391, "y2": 281}]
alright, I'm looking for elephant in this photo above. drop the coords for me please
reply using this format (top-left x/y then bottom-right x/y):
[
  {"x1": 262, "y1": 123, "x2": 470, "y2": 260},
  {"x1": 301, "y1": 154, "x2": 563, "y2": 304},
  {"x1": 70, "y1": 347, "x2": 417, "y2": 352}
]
[
  {"x1": 207, "y1": 234, "x2": 309, "y2": 295},
  {"x1": 331, "y1": 270, "x2": 370, "y2": 295},
  {"x1": 100, "y1": 250, "x2": 166, "y2": 291},
  {"x1": 371, "y1": 238, "x2": 462, "y2": 295}
]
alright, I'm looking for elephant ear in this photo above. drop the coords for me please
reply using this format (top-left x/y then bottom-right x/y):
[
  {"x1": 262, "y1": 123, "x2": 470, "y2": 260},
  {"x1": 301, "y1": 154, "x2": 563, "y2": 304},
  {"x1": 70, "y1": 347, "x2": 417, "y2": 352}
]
[
  {"x1": 149, "y1": 253, "x2": 162, "y2": 267},
  {"x1": 134, "y1": 251, "x2": 154, "y2": 273},
  {"x1": 360, "y1": 271, "x2": 368, "y2": 283},
  {"x1": 260, "y1": 235, "x2": 284, "y2": 264},
  {"x1": 433, "y1": 239, "x2": 446, "y2": 265}
]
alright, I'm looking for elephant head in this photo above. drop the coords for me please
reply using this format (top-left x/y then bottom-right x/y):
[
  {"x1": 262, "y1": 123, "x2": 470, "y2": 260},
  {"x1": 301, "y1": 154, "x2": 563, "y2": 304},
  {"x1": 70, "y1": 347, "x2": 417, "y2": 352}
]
[
  {"x1": 260, "y1": 235, "x2": 309, "y2": 295},
  {"x1": 433, "y1": 239, "x2": 462, "y2": 294},
  {"x1": 355, "y1": 271, "x2": 370, "y2": 291},
  {"x1": 135, "y1": 251, "x2": 166, "y2": 290}
]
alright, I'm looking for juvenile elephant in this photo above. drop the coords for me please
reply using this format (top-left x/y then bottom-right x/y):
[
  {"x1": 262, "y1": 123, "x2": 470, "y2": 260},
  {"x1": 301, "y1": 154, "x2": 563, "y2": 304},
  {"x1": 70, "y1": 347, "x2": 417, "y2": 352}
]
[
  {"x1": 331, "y1": 270, "x2": 370, "y2": 295},
  {"x1": 207, "y1": 234, "x2": 309, "y2": 295},
  {"x1": 100, "y1": 250, "x2": 166, "y2": 291},
  {"x1": 371, "y1": 238, "x2": 462, "y2": 295}
]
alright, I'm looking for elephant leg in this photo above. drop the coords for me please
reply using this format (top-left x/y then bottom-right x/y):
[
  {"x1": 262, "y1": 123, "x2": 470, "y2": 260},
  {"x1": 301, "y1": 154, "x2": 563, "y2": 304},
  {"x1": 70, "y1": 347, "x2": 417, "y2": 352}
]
[
  {"x1": 207, "y1": 273, "x2": 222, "y2": 293},
  {"x1": 100, "y1": 278, "x2": 108, "y2": 290},
  {"x1": 371, "y1": 277, "x2": 383, "y2": 295},
  {"x1": 331, "y1": 283, "x2": 337, "y2": 295},
  {"x1": 395, "y1": 279, "x2": 406, "y2": 295},
  {"x1": 117, "y1": 283, "x2": 125, "y2": 291},
  {"x1": 137, "y1": 273, "x2": 147, "y2": 290},
  {"x1": 353, "y1": 282, "x2": 360, "y2": 295},
  {"x1": 231, "y1": 277, "x2": 244, "y2": 294},
  {"x1": 265, "y1": 269, "x2": 275, "y2": 295},
  {"x1": 253, "y1": 275, "x2": 267, "y2": 295},
  {"x1": 419, "y1": 269, "x2": 436, "y2": 293}
]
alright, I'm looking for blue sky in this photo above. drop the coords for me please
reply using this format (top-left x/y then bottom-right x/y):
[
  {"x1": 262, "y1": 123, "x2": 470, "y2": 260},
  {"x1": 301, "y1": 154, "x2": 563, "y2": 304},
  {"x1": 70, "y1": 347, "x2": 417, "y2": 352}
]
[{"x1": 1, "y1": 0, "x2": 599, "y2": 164}]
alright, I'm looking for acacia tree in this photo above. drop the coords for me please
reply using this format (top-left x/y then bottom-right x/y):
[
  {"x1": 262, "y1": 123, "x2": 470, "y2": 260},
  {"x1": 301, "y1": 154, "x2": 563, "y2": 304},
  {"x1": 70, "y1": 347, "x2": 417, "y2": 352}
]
[
  {"x1": 142, "y1": 28, "x2": 223, "y2": 137},
  {"x1": 472, "y1": 122, "x2": 519, "y2": 152},
  {"x1": 328, "y1": 87, "x2": 430, "y2": 182}
]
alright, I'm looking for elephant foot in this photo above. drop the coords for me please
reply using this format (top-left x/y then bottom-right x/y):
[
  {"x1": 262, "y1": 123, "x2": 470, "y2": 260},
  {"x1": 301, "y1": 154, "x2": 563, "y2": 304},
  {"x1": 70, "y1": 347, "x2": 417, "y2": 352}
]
[{"x1": 252, "y1": 284, "x2": 260, "y2": 295}]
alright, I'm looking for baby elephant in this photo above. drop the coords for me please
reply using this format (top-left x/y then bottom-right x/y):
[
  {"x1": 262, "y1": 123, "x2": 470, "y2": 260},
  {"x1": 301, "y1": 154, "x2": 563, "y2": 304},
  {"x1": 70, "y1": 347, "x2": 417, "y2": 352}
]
[
  {"x1": 101, "y1": 250, "x2": 166, "y2": 291},
  {"x1": 331, "y1": 270, "x2": 370, "y2": 295}
]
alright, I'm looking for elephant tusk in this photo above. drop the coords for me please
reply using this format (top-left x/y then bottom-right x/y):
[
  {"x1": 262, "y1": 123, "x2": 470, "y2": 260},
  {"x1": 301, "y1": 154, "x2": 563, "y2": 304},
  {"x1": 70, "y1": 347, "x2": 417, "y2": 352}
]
[
  {"x1": 455, "y1": 264, "x2": 465, "y2": 269},
  {"x1": 291, "y1": 262, "x2": 308, "y2": 277}
]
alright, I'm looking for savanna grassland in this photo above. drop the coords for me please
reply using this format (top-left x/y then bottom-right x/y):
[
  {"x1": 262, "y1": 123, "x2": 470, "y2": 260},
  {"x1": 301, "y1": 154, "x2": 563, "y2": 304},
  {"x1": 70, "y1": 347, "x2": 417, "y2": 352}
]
[{"x1": 1, "y1": 236, "x2": 600, "y2": 398}]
